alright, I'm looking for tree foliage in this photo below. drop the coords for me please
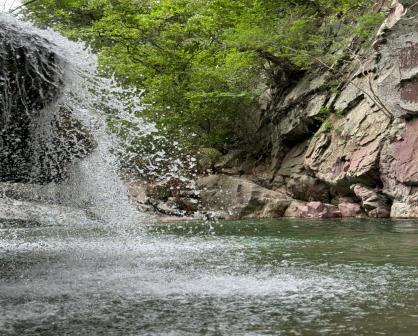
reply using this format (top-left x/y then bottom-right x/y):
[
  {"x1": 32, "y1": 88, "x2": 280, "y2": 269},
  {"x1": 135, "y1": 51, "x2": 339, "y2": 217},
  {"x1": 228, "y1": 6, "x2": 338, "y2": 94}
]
[{"x1": 23, "y1": 0, "x2": 384, "y2": 151}]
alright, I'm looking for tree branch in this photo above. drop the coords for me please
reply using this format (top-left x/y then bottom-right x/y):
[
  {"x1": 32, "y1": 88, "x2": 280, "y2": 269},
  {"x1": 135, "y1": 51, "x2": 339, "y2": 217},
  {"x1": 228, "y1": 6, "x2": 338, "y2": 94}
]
[{"x1": 9, "y1": 0, "x2": 39, "y2": 14}]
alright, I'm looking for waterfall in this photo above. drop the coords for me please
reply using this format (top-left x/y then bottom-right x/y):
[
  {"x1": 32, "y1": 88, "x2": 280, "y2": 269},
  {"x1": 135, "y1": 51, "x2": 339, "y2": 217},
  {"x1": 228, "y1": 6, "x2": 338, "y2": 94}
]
[{"x1": 0, "y1": 14, "x2": 151, "y2": 225}]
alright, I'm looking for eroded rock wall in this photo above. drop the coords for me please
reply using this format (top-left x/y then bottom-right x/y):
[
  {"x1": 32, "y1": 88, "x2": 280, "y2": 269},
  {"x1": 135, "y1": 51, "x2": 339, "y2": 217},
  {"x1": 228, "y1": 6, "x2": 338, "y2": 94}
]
[
  {"x1": 260, "y1": 0, "x2": 418, "y2": 218},
  {"x1": 142, "y1": 1, "x2": 418, "y2": 220}
]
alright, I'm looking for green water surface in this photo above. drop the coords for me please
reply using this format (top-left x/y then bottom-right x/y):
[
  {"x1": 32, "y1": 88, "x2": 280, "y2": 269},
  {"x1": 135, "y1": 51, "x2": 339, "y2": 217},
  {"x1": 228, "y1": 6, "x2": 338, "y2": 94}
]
[{"x1": 1, "y1": 218, "x2": 418, "y2": 335}]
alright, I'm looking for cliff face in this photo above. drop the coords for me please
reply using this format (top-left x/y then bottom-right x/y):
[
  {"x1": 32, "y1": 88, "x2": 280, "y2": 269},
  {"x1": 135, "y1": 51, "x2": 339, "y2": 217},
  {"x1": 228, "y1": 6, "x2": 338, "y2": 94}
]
[
  {"x1": 260, "y1": 0, "x2": 418, "y2": 218},
  {"x1": 196, "y1": 1, "x2": 418, "y2": 219}
]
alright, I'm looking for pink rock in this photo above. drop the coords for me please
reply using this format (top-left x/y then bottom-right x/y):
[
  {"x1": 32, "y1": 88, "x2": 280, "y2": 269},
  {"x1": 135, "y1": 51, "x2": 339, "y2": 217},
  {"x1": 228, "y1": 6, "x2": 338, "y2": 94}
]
[
  {"x1": 393, "y1": 119, "x2": 418, "y2": 184},
  {"x1": 285, "y1": 201, "x2": 341, "y2": 219},
  {"x1": 283, "y1": 201, "x2": 306, "y2": 217},
  {"x1": 308, "y1": 201, "x2": 323, "y2": 211},
  {"x1": 338, "y1": 202, "x2": 363, "y2": 217}
]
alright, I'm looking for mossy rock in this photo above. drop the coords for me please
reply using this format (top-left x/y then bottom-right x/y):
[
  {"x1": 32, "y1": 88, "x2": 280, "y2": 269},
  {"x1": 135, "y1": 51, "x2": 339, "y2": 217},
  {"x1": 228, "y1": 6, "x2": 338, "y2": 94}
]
[{"x1": 197, "y1": 148, "x2": 223, "y2": 171}]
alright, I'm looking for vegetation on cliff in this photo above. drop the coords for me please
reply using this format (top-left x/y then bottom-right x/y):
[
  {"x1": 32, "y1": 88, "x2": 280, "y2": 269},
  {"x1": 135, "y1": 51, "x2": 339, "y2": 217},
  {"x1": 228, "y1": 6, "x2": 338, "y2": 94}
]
[{"x1": 22, "y1": 0, "x2": 383, "y2": 153}]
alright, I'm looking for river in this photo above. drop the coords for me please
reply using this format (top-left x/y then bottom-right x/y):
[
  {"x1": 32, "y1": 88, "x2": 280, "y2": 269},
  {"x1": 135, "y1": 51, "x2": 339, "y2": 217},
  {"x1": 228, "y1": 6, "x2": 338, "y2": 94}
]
[{"x1": 1, "y1": 218, "x2": 418, "y2": 335}]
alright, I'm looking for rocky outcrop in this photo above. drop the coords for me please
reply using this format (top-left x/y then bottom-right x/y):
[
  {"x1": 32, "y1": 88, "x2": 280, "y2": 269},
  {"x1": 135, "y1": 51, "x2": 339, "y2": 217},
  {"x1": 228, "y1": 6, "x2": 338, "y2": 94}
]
[
  {"x1": 194, "y1": 1, "x2": 418, "y2": 220},
  {"x1": 235, "y1": 0, "x2": 418, "y2": 219},
  {"x1": 338, "y1": 202, "x2": 364, "y2": 218},
  {"x1": 284, "y1": 201, "x2": 341, "y2": 219},
  {"x1": 197, "y1": 175, "x2": 291, "y2": 219},
  {"x1": 305, "y1": 99, "x2": 390, "y2": 190},
  {"x1": 351, "y1": 184, "x2": 391, "y2": 218},
  {"x1": 267, "y1": 73, "x2": 330, "y2": 171},
  {"x1": 273, "y1": 141, "x2": 331, "y2": 202}
]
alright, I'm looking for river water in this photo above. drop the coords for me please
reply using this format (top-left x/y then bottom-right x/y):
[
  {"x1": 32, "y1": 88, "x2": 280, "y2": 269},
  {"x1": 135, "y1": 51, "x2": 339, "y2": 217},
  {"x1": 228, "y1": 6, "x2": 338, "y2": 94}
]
[{"x1": 1, "y1": 218, "x2": 418, "y2": 335}]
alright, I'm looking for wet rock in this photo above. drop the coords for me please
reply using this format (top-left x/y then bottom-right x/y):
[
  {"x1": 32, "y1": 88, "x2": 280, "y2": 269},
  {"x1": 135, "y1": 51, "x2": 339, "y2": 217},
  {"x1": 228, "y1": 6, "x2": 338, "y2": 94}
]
[
  {"x1": 0, "y1": 182, "x2": 60, "y2": 204},
  {"x1": 146, "y1": 181, "x2": 173, "y2": 201},
  {"x1": 173, "y1": 197, "x2": 199, "y2": 213},
  {"x1": 197, "y1": 175, "x2": 291, "y2": 219},
  {"x1": 203, "y1": 210, "x2": 233, "y2": 221},
  {"x1": 0, "y1": 197, "x2": 97, "y2": 226},
  {"x1": 283, "y1": 200, "x2": 307, "y2": 218},
  {"x1": 0, "y1": 22, "x2": 95, "y2": 183},
  {"x1": 155, "y1": 201, "x2": 182, "y2": 216},
  {"x1": 338, "y1": 202, "x2": 364, "y2": 218},
  {"x1": 284, "y1": 200, "x2": 341, "y2": 218},
  {"x1": 128, "y1": 180, "x2": 148, "y2": 204},
  {"x1": 146, "y1": 178, "x2": 194, "y2": 201},
  {"x1": 351, "y1": 184, "x2": 391, "y2": 218},
  {"x1": 144, "y1": 178, "x2": 200, "y2": 216},
  {"x1": 391, "y1": 197, "x2": 418, "y2": 218}
]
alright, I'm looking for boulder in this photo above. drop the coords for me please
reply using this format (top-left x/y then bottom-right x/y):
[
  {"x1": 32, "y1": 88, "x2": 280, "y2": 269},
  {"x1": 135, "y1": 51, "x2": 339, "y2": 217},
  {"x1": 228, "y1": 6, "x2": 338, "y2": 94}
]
[
  {"x1": 338, "y1": 202, "x2": 364, "y2": 217},
  {"x1": 351, "y1": 184, "x2": 391, "y2": 218},
  {"x1": 283, "y1": 200, "x2": 307, "y2": 218},
  {"x1": 197, "y1": 175, "x2": 291, "y2": 219},
  {"x1": 155, "y1": 201, "x2": 183, "y2": 216},
  {"x1": 284, "y1": 200, "x2": 341, "y2": 219},
  {"x1": 285, "y1": 174, "x2": 330, "y2": 203},
  {"x1": 391, "y1": 196, "x2": 418, "y2": 218}
]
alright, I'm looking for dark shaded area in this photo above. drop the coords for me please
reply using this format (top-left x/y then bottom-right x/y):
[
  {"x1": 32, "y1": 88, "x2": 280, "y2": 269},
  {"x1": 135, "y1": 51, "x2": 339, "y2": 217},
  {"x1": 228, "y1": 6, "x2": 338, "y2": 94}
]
[{"x1": 0, "y1": 22, "x2": 95, "y2": 183}]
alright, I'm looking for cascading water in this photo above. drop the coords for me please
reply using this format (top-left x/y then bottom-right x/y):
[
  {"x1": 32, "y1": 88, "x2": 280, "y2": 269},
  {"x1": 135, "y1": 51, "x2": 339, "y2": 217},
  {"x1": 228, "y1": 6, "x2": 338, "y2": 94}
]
[
  {"x1": 0, "y1": 13, "x2": 153, "y2": 225},
  {"x1": 2, "y1": 9, "x2": 418, "y2": 336}
]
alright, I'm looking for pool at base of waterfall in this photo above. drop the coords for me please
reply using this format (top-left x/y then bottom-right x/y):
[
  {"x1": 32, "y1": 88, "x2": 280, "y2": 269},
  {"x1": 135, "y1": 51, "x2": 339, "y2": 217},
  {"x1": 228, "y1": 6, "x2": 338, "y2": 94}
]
[{"x1": 1, "y1": 218, "x2": 418, "y2": 335}]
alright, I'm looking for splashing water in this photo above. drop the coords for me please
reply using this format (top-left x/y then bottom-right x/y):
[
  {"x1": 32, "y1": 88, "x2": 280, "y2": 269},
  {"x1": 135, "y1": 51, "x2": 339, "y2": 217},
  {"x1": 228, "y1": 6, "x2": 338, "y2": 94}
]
[{"x1": 0, "y1": 13, "x2": 158, "y2": 225}]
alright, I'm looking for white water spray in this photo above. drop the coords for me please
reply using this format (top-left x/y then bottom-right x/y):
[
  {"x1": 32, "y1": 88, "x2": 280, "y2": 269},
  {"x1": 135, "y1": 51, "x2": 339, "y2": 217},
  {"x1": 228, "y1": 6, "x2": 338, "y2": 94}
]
[{"x1": 0, "y1": 13, "x2": 153, "y2": 225}]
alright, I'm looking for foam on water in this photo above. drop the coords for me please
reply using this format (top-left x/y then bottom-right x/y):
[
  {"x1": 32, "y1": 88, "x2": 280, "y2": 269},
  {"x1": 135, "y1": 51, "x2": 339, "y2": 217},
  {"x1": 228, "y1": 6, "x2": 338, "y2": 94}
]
[{"x1": 1, "y1": 222, "x2": 418, "y2": 335}]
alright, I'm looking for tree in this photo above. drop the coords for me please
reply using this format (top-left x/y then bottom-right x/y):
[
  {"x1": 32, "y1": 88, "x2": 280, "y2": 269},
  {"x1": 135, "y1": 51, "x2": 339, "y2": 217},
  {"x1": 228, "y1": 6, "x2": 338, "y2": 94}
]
[{"x1": 22, "y1": 0, "x2": 384, "y2": 153}]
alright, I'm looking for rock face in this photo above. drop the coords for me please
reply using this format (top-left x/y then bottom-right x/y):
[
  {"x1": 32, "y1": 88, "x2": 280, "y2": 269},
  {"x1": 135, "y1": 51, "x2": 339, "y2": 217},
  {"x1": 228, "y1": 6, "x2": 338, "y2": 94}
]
[
  {"x1": 351, "y1": 184, "x2": 391, "y2": 218},
  {"x1": 284, "y1": 201, "x2": 341, "y2": 219},
  {"x1": 0, "y1": 22, "x2": 95, "y2": 184},
  {"x1": 196, "y1": 1, "x2": 418, "y2": 219},
  {"x1": 305, "y1": 100, "x2": 390, "y2": 190},
  {"x1": 197, "y1": 175, "x2": 291, "y2": 219},
  {"x1": 338, "y1": 202, "x2": 364, "y2": 218}
]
